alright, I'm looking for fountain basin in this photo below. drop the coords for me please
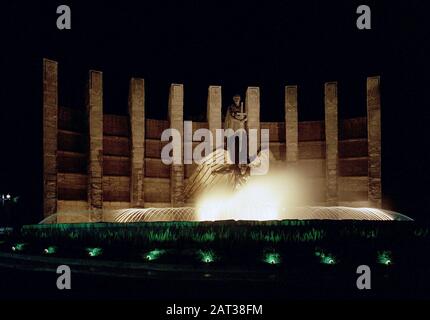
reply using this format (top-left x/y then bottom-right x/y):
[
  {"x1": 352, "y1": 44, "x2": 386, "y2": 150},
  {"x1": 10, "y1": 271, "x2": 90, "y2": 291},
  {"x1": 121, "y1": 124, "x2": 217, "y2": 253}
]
[{"x1": 44, "y1": 206, "x2": 412, "y2": 224}]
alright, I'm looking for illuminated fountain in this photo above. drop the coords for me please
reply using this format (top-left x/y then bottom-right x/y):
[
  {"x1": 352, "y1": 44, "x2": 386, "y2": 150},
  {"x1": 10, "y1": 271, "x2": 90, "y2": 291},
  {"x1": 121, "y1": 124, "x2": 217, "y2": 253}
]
[
  {"x1": 105, "y1": 205, "x2": 412, "y2": 223},
  {"x1": 46, "y1": 154, "x2": 412, "y2": 224},
  {"x1": 102, "y1": 165, "x2": 412, "y2": 223}
]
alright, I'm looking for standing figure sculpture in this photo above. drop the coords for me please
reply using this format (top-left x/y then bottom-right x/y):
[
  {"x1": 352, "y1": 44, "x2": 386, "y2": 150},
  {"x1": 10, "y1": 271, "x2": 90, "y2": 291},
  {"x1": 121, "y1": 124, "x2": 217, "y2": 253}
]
[
  {"x1": 184, "y1": 94, "x2": 254, "y2": 200},
  {"x1": 224, "y1": 94, "x2": 247, "y2": 131},
  {"x1": 215, "y1": 94, "x2": 250, "y2": 190}
]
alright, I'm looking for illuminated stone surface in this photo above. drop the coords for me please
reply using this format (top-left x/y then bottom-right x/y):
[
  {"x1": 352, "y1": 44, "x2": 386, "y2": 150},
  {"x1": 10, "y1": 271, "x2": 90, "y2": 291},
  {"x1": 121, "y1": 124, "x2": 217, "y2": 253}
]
[
  {"x1": 168, "y1": 84, "x2": 185, "y2": 207},
  {"x1": 285, "y1": 85, "x2": 298, "y2": 165},
  {"x1": 129, "y1": 78, "x2": 145, "y2": 207},
  {"x1": 87, "y1": 70, "x2": 103, "y2": 222},
  {"x1": 324, "y1": 82, "x2": 339, "y2": 206},
  {"x1": 367, "y1": 76, "x2": 382, "y2": 208},
  {"x1": 43, "y1": 59, "x2": 58, "y2": 218}
]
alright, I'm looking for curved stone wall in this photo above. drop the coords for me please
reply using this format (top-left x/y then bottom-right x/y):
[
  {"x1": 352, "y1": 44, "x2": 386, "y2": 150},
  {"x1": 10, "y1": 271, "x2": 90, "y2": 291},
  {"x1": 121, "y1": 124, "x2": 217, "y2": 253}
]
[{"x1": 43, "y1": 59, "x2": 381, "y2": 223}]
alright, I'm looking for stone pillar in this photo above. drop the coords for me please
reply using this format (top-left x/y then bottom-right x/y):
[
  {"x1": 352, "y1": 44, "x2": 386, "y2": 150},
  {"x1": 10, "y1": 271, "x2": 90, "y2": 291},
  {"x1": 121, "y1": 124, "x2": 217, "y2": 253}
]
[
  {"x1": 285, "y1": 85, "x2": 298, "y2": 165},
  {"x1": 43, "y1": 59, "x2": 58, "y2": 217},
  {"x1": 87, "y1": 71, "x2": 103, "y2": 221},
  {"x1": 245, "y1": 87, "x2": 260, "y2": 157},
  {"x1": 169, "y1": 84, "x2": 184, "y2": 207},
  {"x1": 129, "y1": 78, "x2": 145, "y2": 207},
  {"x1": 367, "y1": 76, "x2": 382, "y2": 208},
  {"x1": 207, "y1": 86, "x2": 222, "y2": 150},
  {"x1": 324, "y1": 82, "x2": 339, "y2": 206}
]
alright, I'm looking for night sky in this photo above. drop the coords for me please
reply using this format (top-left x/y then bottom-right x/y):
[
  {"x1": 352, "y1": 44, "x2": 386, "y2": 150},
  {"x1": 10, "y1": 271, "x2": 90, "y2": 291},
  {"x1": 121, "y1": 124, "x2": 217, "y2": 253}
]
[{"x1": 1, "y1": 0, "x2": 429, "y2": 222}]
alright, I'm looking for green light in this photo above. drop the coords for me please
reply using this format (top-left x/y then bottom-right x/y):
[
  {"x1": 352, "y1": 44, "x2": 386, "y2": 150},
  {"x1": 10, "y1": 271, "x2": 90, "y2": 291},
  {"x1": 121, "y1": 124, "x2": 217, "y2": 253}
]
[
  {"x1": 198, "y1": 250, "x2": 216, "y2": 263},
  {"x1": 263, "y1": 252, "x2": 281, "y2": 265},
  {"x1": 44, "y1": 246, "x2": 57, "y2": 255},
  {"x1": 377, "y1": 251, "x2": 392, "y2": 266},
  {"x1": 86, "y1": 247, "x2": 103, "y2": 257},
  {"x1": 11, "y1": 243, "x2": 26, "y2": 252},
  {"x1": 144, "y1": 249, "x2": 166, "y2": 261},
  {"x1": 321, "y1": 255, "x2": 336, "y2": 265},
  {"x1": 315, "y1": 249, "x2": 336, "y2": 265}
]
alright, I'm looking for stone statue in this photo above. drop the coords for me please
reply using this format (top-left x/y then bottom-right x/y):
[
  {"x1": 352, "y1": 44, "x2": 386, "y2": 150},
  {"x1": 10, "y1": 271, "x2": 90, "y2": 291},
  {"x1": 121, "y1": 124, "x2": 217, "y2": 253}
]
[
  {"x1": 184, "y1": 95, "x2": 253, "y2": 200},
  {"x1": 215, "y1": 94, "x2": 250, "y2": 191},
  {"x1": 224, "y1": 94, "x2": 247, "y2": 131}
]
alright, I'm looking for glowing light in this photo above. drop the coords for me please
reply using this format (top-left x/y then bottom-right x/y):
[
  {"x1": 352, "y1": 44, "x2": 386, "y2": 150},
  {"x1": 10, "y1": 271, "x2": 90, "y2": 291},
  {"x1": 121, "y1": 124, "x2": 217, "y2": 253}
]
[
  {"x1": 44, "y1": 246, "x2": 57, "y2": 254},
  {"x1": 197, "y1": 181, "x2": 280, "y2": 221},
  {"x1": 1, "y1": 193, "x2": 19, "y2": 204},
  {"x1": 377, "y1": 251, "x2": 392, "y2": 266},
  {"x1": 12, "y1": 243, "x2": 26, "y2": 252},
  {"x1": 263, "y1": 252, "x2": 281, "y2": 265},
  {"x1": 315, "y1": 249, "x2": 336, "y2": 265},
  {"x1": 321, "y1": 255, "x2": 336, "y2": 265},
  {"x1": 195, "y1": 168, "x2": 308, "y2": 221},
  {"x1": 198, "y1": 250, "x2": 216, "y2": 263},
  {"x1": 86, "y1": 247, "x2": 103, "y2": 257},
  {"x1": 144, "y1": 249, "x2": 166, "y2": 261}
]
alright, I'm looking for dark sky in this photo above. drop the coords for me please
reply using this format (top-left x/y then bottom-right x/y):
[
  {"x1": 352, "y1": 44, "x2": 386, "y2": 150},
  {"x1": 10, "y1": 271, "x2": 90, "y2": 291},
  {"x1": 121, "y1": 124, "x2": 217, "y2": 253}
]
[{"x1": 1, "y1": 0, "x2": 429, "y2": 222}]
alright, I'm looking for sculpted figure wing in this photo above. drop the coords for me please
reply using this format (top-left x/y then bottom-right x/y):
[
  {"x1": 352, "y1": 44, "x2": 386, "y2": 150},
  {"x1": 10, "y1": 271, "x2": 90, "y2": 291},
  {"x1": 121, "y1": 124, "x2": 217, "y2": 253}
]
[{"x1": 183, "y1": 148, "x2": 236, "y2": 202}]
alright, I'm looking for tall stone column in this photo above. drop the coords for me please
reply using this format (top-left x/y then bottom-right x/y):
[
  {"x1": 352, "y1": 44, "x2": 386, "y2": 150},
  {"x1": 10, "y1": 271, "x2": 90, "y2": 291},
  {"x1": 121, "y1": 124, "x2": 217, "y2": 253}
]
[
  {"x1": 245, "y1": 87, "x2": 260, "y2": 158},
  {"x1": 87, "y1": 70, "x2": 103, "y2": 221},
  {"x1": 285, "y1": 85, "x2": 298, "y2": 165},
  {"x1": 129, "y1": 78, "x2": 145, "y2": 207},
  {"x1": 324, "y1": 82, "x2": 339, "y2": 206},
  {"x1": 169, "y1": 84, "x2": 184, "y2": 207},
  {"x1": 43, "y1": 59, "x2": 58, "y2": 217},
  {"x1": 367, "y1": 76, "x2": 382, "y2": 208},
  {"x1": 207, "y1": 85, "x2": 222, "y2": 150}
]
